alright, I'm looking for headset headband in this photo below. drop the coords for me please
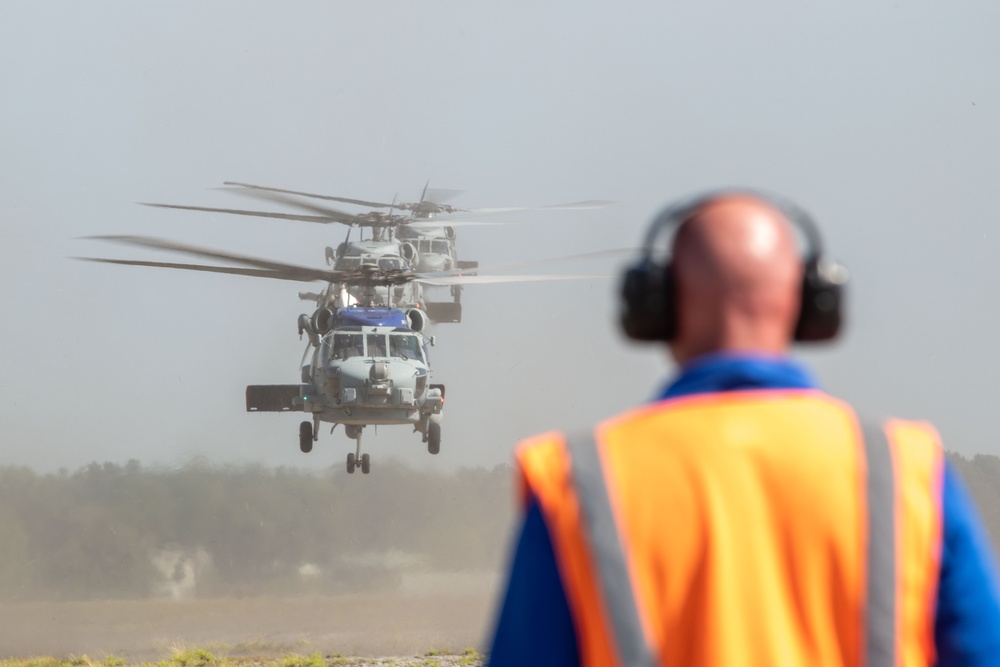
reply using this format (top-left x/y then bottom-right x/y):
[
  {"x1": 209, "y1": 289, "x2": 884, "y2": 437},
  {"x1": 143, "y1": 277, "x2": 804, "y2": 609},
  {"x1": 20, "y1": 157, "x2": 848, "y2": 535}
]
[
  {"x1": 640, "y1": 188, "x2": 824, "y2": 262},
  {"x1": 620, "y1": 188, "x2": 846, "y2": 343}
]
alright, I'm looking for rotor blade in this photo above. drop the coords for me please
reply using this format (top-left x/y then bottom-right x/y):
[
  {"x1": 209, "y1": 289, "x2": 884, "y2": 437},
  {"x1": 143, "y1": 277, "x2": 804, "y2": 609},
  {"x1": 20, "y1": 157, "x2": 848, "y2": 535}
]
[
  {"x1": 84, "y1": 235, "x2": 428, "y2": 288},
  {"x1": 424, "y1": 247, "x2": 641, "y2": 277},
  {"x1": 416, "y1": 274, "x2": 607, "y2": 286},
  {"x1": 85, "y1": 235, "x2": 339, "y2": 282},
  {"x1": 141, "y1": 202, "x2": 356, "y2": 225},
  {"x1": 74, "y1": 257, "x2": 318, "y2": 282},
  {"x1": 404, "y1": 220, "x2": 508, "y2": 228},
  {"x1": 420, "y1": 179, "x2": 429, "y2": 203},
  {"x1": 422, "y1": 188, "x2": 463, "y2": 204},
  {"x1": 223, "y1": 181, "x2": 396, "y2": 209},
  {"x1": 221, "y1": 188, "x2": 361, "y2": 221},
  {"x1": 462, "y1": 200, "x2": 618, "y2": 214}
]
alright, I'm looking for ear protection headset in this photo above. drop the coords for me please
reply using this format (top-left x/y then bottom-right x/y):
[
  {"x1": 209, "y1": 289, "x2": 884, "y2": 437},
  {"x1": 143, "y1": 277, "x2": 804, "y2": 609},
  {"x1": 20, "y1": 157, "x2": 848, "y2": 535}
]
[{"x1": 620, "y1": 188, "x2": 848, "y2": 343}]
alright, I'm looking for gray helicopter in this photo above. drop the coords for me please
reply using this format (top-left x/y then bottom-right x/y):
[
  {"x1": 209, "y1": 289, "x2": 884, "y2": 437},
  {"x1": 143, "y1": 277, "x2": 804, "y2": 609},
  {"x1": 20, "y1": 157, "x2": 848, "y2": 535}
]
[
  {"x1": 145, "y1": 182, "x2": 614, "y2": 323},
  {"x1": 253, "y1": 304, "x2": 443, "y2": 475},
  {"x1": 77, "y1": 234, "x2": 601, "y2": 474},
  {"x1": 306, "y1": 234, "x2": 428, "y2": 317},
  {"x1": 140, "y1": 188, "x2": 486, "y2": 323}
]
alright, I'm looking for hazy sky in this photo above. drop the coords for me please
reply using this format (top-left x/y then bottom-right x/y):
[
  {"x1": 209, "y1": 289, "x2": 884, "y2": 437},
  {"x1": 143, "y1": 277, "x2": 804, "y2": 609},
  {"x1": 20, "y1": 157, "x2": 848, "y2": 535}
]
[{"x1": 1, "y1": 1, "x2": 998, "y2": 473}]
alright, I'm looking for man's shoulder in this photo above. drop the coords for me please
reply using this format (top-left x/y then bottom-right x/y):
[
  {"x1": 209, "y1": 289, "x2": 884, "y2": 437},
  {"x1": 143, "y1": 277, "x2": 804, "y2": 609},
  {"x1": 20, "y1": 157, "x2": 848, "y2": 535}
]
[
  {"x1": 516, "y1": 394, "x2": 945, "y2": 468},
  {"x1": 517, "y1": 389, "x2": 854, "y2": 449},
  {"x1": 602, "y1": 387, "x2": 856, "y2": 430}
]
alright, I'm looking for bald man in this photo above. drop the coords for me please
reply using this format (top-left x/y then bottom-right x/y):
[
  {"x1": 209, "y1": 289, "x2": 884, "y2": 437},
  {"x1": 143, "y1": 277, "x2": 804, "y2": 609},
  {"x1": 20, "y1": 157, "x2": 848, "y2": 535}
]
[{"x1": 487, "y1": 193, "x2": 1000, "y2": 666}]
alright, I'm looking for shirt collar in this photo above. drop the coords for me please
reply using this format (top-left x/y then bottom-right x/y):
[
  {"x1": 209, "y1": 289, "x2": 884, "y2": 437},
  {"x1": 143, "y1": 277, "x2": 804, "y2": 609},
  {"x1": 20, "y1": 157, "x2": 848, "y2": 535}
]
[{"x1": 658, "y1": 352, "x2": 818, "y2": 401}]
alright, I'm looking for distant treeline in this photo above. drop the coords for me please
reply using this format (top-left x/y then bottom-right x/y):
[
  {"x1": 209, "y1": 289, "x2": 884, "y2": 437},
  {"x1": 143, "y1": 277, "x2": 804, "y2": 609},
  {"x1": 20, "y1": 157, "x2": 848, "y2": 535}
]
[
  {"x1": 0, "y1": 453, "x2": 998, "y2": 602},
  {"x1": 948, "y1": 453, "x2": 1000, "y2": 554},
  {"x1": 0, "y1": 460, "x2": 516, "y2": 601}
]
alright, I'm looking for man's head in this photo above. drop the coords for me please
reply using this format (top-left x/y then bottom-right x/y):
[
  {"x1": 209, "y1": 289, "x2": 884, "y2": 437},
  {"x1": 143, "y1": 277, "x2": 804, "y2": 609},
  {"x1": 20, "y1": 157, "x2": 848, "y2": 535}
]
[
  {"x1": 668, "y1": 195, "x2": 803, "y2": 364},
  {"x1": 620, "y1": 189, "x2": 846, "y2": 363}
]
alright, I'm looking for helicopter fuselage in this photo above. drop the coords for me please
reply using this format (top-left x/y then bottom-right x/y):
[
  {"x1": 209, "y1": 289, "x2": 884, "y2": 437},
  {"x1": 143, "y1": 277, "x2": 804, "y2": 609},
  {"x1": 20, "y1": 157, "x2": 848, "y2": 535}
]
[
  {"x1": 299, "y1": 324, "x2": 443, "y2": 427},
  {"x1": 330, "y1": 242, "x2": 425, "y2": 309}
]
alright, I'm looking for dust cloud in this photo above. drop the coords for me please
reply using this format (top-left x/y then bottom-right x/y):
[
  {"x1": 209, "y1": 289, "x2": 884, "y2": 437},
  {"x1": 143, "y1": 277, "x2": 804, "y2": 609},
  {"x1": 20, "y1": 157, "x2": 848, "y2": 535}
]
[{"x1": 0, "y1": 460, "x2": 515, "y2": 660}]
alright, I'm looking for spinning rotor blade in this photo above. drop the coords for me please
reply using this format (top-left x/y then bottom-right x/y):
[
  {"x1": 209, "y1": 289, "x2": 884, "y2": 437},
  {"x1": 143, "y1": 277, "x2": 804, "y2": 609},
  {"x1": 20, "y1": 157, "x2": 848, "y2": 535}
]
[
  {"x1": 85, "y1": 235, "x2": 338, "y2": 282},
  {"x1": 404, "y1": 220, "x2": 507, "y2": 228},
  {"x1": 83, "y1": 235, "x2": 421, "y2": 287},
  {"x1": 461, "y1": 200, "x2": 617, "y2": 214},
  {"x1": 74, "y1": 257, "x2": 313, "y2": 282},
  {"x1": 416, "y1": 274, "x2": 607, "y2": 286},
  {"x1": 224, "y1": 181, "x2": 396, "y2": 209},
  {"x1": 422, "y1": 188, "x2": 463, "y2": 204},
  {"x1": 221, "y1": 188, "x2": 363, "y2": 221},
  {"x1": 141, "y1": 202, "x2": 357, "y2": 225},
  {"x1": 430, "y1": 247, "x2": 640, "y2": 277},
  {"x1": 228, "y1": 179, "x2": 464, "y2": 214}
]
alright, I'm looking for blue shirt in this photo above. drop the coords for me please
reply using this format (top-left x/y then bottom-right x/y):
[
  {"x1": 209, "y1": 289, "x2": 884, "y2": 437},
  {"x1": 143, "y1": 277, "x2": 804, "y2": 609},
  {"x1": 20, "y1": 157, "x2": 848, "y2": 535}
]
[{"x1": 488, "y1": 353, "x2": 1000, "y2": 667}]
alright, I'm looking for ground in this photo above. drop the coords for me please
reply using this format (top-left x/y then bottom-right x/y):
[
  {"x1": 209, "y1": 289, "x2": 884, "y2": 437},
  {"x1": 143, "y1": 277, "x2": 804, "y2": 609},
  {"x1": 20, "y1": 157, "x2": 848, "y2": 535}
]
[{"x1": 0, "y1": 590, "x2": 494, "y2": 665}]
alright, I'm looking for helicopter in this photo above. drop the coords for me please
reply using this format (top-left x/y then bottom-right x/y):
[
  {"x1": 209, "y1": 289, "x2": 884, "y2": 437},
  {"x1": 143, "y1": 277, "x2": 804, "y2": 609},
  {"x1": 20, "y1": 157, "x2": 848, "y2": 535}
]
[
  {"x1": 143, "y1": 182, "x2": 614, "y2": 323},
  {"x1": 77, "y1": 234, "x2": 602, "y2": 475},
  {"x1": 257, "y1": 303, "x2": 443, "y2": 475},
  {"x1": 140, "y1": 195, "x2": 479, "y2": 322}
]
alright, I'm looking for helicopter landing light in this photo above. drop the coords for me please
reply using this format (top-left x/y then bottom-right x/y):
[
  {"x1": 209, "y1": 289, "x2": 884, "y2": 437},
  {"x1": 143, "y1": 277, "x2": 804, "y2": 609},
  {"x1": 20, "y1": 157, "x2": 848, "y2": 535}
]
[{"x1": 341, "y1": 388, "x2": 358, "y2": 404}]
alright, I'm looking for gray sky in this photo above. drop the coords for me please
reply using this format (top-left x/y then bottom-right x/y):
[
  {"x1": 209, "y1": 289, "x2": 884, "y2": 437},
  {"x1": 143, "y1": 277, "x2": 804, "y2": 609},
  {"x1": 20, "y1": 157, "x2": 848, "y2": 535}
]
[{"x1": 1, "y1": 1, "x2": 998, "y2": 473}]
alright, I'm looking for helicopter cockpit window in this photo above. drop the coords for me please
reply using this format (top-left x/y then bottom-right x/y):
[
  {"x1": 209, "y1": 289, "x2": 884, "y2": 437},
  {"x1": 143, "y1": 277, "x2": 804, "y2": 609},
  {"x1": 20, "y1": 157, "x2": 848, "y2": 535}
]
[
  {"x1": 377, "y1": 257, "x2": 404, "y2": 271},
  {"x1": 431, "y1": 240, "x2": 450, "y2": 254},
  {"x1": 366, "y1": 334, "x2": 388, "y2": 358},
  {"x1": 331, "y1": 333, "x2": 364, "y2": 359},
  {"x1": 390, "y1": 334, "x2": 423, "y2": 361},
  {"x1": 419, "y1": 240, "x2": 433, "y2": 253},
  {"x1": 335, "y1": 256, "x2": 361, "y2": 271}
]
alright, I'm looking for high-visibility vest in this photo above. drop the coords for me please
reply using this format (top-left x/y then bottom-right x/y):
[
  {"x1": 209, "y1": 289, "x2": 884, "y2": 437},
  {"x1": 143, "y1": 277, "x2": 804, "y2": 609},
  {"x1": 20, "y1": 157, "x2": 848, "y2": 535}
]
[{"x1": 517, "y1": 389, "x2": 944, "y2": 667}]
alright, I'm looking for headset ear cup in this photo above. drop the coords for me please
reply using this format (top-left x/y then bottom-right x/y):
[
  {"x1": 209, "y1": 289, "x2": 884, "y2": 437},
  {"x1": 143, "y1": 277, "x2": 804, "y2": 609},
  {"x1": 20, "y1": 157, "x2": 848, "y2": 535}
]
[
  {"x1": 795, "y1": 257, "x2": 846, "y2": 341},
  {"x1": 620, "y1": 260, "x2": 677, "y2": 341}
]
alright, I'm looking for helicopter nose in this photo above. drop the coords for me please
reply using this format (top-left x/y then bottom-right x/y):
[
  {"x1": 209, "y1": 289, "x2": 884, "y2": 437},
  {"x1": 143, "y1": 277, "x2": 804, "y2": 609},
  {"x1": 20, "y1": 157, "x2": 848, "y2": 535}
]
[
  {"x1": 369, "y1": 362, "x2": 390, "y2": 383},
  {"x1": 424, "y1": 256, "x2": 449, "y2": 271}
]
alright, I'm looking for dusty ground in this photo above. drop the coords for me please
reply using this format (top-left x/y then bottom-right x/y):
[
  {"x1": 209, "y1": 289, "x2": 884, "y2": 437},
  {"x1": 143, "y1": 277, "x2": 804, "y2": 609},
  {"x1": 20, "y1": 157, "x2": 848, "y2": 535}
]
[{"x1": 0, "y1": 589, "x2": 497, "y2": 662}]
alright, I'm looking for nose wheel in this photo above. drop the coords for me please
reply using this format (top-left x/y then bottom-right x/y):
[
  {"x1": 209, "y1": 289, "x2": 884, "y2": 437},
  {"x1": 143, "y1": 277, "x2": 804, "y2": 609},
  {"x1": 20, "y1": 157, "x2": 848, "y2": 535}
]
[
  {"x1": 347, "y1": 452, "x2": 370, "y2": 474},
  {"x1": 344, "y1": 426, "x2": 370, "y2": 474}
]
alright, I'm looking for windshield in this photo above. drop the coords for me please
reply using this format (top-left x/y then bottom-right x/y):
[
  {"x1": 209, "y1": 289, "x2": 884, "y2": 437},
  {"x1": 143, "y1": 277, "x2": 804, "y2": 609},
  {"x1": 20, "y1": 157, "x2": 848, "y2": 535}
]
[
  {"x1": 366, "y1": 333, "x2": 388, "y2": 358},
  {"x1": 432, "y1": 240, "x2": 450, "y2": 254},
  {"x1": 330, "y1": 333, "x2": 364, "y2": 359},
  {"x1": 377, "y1": 256, "x2": 405, "y2": 270},
  {"x1": 335, "y1": 256, "x2": 361, "y2": 270},
  {"x1": 390, "y1": 334, "x2": 423, "y2": 361}
]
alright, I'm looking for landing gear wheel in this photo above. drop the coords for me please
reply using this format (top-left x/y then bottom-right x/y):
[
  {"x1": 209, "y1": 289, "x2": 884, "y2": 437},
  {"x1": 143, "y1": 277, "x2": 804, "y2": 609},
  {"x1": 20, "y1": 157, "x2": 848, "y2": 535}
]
[
  {"x1": 299, "y1": 421, "x2": 313, "y2": 453},
  {"x1": 361, "y1": 453, "x2": 371, "y2": 474},
  {"x1": 346, "y1": 452, "x2": 356, "y2": 474},
  {"x1": 427, "y1": 422, "x2": 441, "y2": 455}
]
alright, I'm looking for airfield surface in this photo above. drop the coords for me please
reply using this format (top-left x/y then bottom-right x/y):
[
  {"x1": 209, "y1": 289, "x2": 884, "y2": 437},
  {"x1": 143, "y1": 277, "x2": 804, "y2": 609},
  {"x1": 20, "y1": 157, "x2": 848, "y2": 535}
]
[{"x1": 0, "y1": 584, "x2": 496, "y2": 662}]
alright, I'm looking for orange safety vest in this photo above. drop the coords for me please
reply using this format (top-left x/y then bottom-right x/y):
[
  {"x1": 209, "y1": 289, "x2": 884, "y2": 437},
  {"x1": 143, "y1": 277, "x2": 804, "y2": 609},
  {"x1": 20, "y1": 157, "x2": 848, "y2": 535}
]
[{"x1": 517, "y1": 390, "x2": 944, "y2": 667}]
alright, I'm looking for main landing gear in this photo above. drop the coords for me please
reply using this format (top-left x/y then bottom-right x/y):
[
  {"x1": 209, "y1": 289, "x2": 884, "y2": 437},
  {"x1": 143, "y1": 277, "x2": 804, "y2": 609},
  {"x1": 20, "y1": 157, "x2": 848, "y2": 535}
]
[
  {"x1": 299, "y1": 420, "x2": 315, "y2": 453},
  {"x1": 299, "y1": 420, "x2": 372, "y2": 475},
  {"x1": 344, "y1": 425, "x2": 370, "y2": 475},
  {"x1": 422, "y1": 418, "x2": 441, "y2": 455}
]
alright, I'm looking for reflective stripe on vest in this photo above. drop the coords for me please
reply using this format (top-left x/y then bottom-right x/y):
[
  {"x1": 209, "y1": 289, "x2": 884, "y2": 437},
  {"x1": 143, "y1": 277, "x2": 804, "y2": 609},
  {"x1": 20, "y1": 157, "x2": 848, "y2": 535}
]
[
  {"x1": 567, "y1": 419, "x2": 897, "y2": 667},
  {"x1": 861, "y1": 422, "x2": 895, "y2": 667},
  {"x1": 567, "y1": 430, "x2": 657, "y2": 667}
]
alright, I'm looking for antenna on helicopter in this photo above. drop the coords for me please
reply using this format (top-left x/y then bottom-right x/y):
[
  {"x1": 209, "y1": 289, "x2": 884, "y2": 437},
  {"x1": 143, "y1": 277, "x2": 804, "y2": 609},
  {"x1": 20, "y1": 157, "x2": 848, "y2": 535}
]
[{"x1": 388, "y1": 193, "x2": 398, "y2": 241}]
